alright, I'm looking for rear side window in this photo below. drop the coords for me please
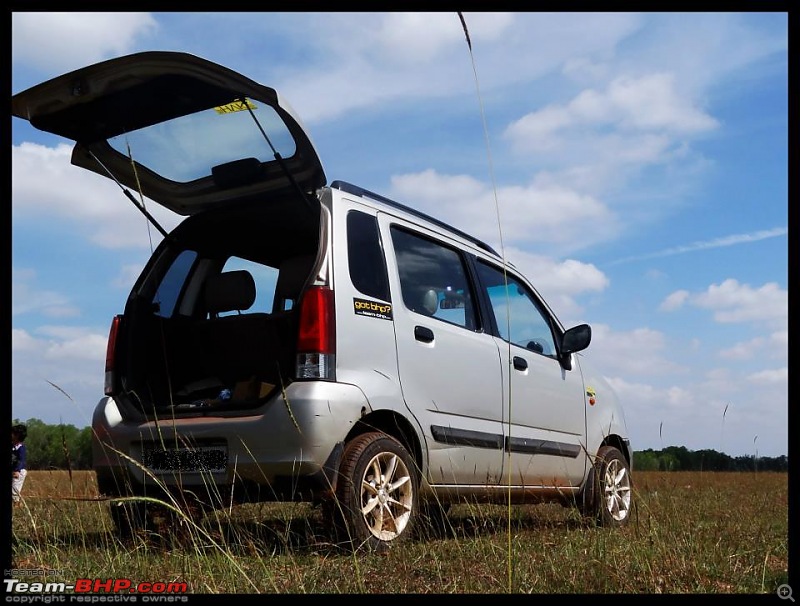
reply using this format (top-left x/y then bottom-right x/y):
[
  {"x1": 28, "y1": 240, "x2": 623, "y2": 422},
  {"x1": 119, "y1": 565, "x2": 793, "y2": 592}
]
[
  {"x1": 390, "y1": 226, "x2": 476, "y2": 330},
  {"x1": 347, "y1": 210, "x2": 390, "y2": 302},
  {"x1": 220, "y1": 256, "x2": 279, "y2": 316},
  {"x1": 152, "y1": 250, "x2": 197, "y2": 318}
]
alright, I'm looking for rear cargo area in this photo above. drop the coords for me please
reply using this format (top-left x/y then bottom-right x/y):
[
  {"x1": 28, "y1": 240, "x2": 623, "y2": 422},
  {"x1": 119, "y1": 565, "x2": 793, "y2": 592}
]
[{"x1": 109, "y1": 201, "x2": 321, "y2": 415}]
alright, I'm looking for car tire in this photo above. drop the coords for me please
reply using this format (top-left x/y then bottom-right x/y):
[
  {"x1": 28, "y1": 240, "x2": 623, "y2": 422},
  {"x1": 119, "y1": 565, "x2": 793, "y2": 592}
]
[
  {"x1": 109, "y1": 500, "x2": 153, "y2": 538},
  {"x1": 109, "y1": 499, "x2": 188, "y2": 541},
  {"x1": 585, "y1": 445, "x2": 633, "y2": 527},
  {"x1": 332, "y1": 432, "x2": 418, "y2": 552}
]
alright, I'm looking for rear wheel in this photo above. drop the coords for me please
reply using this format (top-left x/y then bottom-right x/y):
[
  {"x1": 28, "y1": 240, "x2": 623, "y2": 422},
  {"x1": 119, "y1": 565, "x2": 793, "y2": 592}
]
[
  {"x1": 332, "y1": 432, "x2": 418, "y2": 552},
  {"x1": 109, "y1": 495, "x2": 200, "y2": 542},
  {"x1": 109, "y1": 500, "x2": 153, "y2": 538}
]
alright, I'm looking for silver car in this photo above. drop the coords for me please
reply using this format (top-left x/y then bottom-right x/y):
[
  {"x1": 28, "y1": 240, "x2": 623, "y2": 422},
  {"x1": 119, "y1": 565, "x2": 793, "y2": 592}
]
[{"x1": 12, "y1": 51, "x2": 633, "y2": 552}]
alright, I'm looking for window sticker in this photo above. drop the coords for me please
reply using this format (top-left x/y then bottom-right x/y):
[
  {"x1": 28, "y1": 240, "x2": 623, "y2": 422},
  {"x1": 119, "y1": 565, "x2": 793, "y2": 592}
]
[
  {"x1": 215, "y1": 99, "x2": 258, "y2": 114},
  {"x1": 353, "y1": 297, "x2": 393, "y2": 321}
]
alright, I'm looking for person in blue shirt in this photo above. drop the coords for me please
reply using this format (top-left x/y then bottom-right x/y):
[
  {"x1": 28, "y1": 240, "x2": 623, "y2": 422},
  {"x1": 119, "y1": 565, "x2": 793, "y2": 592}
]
[{"x1": 11, "y1": 424, "x2": 27, "y2": 506}]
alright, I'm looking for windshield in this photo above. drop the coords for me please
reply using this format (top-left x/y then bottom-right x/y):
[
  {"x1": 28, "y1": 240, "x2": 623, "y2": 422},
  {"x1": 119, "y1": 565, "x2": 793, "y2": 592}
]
[{"x1": 107, "y1": 98, "x2": 296, "y2": 183}]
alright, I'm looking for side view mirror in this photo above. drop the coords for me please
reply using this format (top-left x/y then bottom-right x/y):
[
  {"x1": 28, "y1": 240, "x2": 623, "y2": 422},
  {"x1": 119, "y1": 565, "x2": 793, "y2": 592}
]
[
  {"x1": 562, "y1": 323, "x2": 591, "y2": 354},
  {"x1": 559, "y1": 324, "x2": 591, "y2": 371}
]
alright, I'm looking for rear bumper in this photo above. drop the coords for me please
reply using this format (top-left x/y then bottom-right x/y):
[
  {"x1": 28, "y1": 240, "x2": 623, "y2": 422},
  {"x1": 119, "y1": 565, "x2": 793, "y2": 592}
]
[{"x1": 92, "y1": 381, "x2": 366, "y2": 503}]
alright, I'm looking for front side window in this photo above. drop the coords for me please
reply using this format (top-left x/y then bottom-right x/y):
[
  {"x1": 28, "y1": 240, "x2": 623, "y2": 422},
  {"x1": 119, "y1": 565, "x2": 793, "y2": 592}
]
[
  {"x1": 475, "y1": 261, "x2": 557, "y2": 357},
  {"x1": 391, "y1": 227, "x2": 476, "y2": 330}
]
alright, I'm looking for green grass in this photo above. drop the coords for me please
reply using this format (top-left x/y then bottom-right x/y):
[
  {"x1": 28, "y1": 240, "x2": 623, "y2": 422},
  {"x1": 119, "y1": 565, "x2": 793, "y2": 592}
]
[{"x1": 11, "y1": 470, "x2": 788, "y2": 593}]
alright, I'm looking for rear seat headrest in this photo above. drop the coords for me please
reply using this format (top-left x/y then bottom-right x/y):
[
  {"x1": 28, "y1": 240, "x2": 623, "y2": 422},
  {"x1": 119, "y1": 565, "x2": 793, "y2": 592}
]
[{"x1": 204, "y1": 270, "x2": 256, "y2": 315}]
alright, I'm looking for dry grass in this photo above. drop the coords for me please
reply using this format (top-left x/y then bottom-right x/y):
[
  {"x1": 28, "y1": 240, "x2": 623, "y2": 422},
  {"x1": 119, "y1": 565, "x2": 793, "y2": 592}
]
[{"x1": 10, "y1": 470, "x2": 789, "y2": 594}]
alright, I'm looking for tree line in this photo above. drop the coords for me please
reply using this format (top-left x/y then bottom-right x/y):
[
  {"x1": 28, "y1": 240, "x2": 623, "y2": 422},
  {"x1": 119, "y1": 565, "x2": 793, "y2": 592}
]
[
  {"x1": 633, "y1": 445, "x2": 788, "y2": 472},
  {"x1": 11, "y1": 418, "x2": 789, "y2": 472},
  {"x1": 12, "y1": 418, "x2": 94, "y2": 470}
]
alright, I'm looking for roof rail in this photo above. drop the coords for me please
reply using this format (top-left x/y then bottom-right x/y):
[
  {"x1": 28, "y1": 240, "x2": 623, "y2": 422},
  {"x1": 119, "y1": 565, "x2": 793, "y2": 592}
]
[{"x1": 330, "y1": 180, "x2": 499, "y2": 257}]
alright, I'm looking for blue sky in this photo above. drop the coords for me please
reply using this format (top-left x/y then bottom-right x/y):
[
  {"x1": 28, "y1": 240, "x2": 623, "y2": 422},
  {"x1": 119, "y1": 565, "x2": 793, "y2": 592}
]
[{"x1": 10, "y1": 12, "x2": 788, "y2": 457}]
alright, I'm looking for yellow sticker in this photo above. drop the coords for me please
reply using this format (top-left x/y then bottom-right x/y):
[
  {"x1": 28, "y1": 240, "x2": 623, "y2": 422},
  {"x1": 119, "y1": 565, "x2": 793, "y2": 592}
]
[
  {"x1": 586, "y1": 386, "x2": 596, "y2": 397},
  {"x1": 353, "y1": 298, "x2": 393, "y2": 321},
  {"x1": 214, "y1": 99, "x2": 258, "y2": 114}
]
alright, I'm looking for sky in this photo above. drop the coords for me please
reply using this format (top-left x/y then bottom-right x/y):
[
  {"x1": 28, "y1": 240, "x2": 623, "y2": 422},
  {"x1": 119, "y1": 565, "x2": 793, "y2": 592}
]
[{"x1": 9, "y1": 12, "x2": 789, "y2": 457}]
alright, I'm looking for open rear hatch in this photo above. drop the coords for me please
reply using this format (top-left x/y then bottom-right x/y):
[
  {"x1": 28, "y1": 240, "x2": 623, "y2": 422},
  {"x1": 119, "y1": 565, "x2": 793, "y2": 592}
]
[
  {"x1": 13, "y1": 51, "x2": 328, "y2": 418},
  {"x1": 12, "y1": 50, "x2": 326, "y2": 215}
]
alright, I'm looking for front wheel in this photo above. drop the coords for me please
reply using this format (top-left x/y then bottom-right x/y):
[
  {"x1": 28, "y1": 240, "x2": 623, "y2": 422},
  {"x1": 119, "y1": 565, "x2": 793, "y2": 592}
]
[
  {"x1": 331, "y1": 432, "x2": 418, "y2": 552},
  {"x1": 584, "y1": 445, "x2": 633, "y2": 527}
]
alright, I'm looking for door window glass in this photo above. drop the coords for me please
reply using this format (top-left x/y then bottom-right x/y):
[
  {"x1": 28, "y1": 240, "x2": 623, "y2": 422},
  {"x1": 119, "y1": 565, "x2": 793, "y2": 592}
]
[
  {"x1": 476, "y1": 261, "x2": 557, "y2": 356},
  {"x1": 391, "y1": 227, "x2": 476, "y2": 330},
  {"x1": 348, "y1": 210, "x2": 391, "y2": 302}
]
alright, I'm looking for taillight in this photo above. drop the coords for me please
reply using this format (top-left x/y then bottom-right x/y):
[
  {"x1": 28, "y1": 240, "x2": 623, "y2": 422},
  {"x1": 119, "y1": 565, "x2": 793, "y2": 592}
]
[
  {"x1": 104, "y1": 315, "x2": 122, "y2": 395},
  {"x1": 296, "y1": 286, "x2": 335, "y2": 380}
]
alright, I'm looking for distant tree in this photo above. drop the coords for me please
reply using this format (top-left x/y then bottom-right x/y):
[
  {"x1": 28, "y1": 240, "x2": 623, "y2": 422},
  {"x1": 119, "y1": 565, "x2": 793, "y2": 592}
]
[
  {"x1": 633, "y1": 449, "x2": 660, "y2": 471},
  {"x1": 658, "y1": 452, "x2": 680, "y2": 471},
  {"x1": 695, "y1": 448, "x2": 733, "y2": 471},
  {"x1": 633, "y1": 446, "x2": 788, "y2": 472},
  {"x1": 12, "y1": 418, "x2": 93, "y2": 470}
]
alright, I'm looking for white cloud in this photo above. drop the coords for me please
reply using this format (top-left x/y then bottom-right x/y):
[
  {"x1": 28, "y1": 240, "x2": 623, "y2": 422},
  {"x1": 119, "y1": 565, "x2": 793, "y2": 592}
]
[
  {"x1": 747, "y1": 367, "x2": 788, "y2": 384},
  {"x1": 12, "y1": 142, "x2": 181, "y2": 249},
  {"x1": 275, "y1": 13, "x2": 643, "y2": 123},
  {"x1": 12, "y1": 267, "x2": 79, "y2": 318},
  {"x1": 587, "y1": 324, "x2": 683, "y2": 378},
  {"x1": 618, "y1": 13, "x2": 788, "y2": 96},
  {"x1": 659, "y1": 289, "x2": 689, "y2": 312},
  {"x1": 660, "y1": 280, "x2": 787, "y2": 331},
  {"x1": 605, "y1": 372, "x2": 787, "y2": 457},
  {"x1": 12, "y1": 327, "x2": 106, "y2": 426},
  {"x1": 611, "y1": 227, "x2": 788, "y2": 265},
  {"x1": 43, "y1": 333, "x2": 108, "y2": 362},
  {"x1": 500, "y1": 247, "x2": 608, "y2": 323},
  {"x1": 504, "y1": 72, "x2": 718, "y2": 154},
  {"x1": 562, "y1": 57, "x2": 611, "y2": 83},
  {"x1": 12, "y1": 12, "x2": 158, "y2": 75},
  {"x1": 388, "y1": 169, "x2": 616, "y2": 254},
  {"x1": 11, "y1": 328, "x2": 38, "y2": 352},
  {"x1": 770, "y1": 330, "x2": 788, "y2": 350},
  {"x1": 499, "y1": 66, "x2": 727, "y2": 213},
  {"x1": 377, "y1": 12, "x2": 513, "y2": 64},
  {"x1": 716, "y1": 332, "x2": 786, "y2": 363},
  {"x1": 112, "y1": 264, "x2": 147, "y2": 291},
  {"x1": 692, "y1": 279, "x2": 787, "y2": 329},
  {"x1": 718, "y1": 337, "x2": 766, "y2": 360}
]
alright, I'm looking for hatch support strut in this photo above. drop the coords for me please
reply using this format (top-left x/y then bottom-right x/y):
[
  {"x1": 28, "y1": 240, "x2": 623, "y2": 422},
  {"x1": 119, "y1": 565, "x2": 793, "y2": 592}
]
[
  {"x1": 240, "y1": 97, "x2": 317, "y2": 215},
  {"x1": 85, "y1": 149, "x2": 173, "y2": 242}
]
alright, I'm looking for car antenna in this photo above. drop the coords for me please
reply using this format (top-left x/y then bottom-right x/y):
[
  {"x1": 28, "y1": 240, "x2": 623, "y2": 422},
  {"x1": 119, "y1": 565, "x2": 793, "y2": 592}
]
[
  {"x1": 458, "y1": 11, "x2": 514, "y2": 593},
  {"x1": 239, "y1": 97, "x2": 317, "y2": 215},
  {"x1": 84, "y1": 148, "x2": 173, "y2": 243}
]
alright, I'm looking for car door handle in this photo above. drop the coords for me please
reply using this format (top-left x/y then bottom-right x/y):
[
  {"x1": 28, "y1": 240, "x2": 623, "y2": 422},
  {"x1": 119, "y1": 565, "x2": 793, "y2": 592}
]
[
  {"x1": 513, "y1": 356, "x2": 528, "y2": 371},
  {"x1": 414, "y1": 326, "x2": 434, "y2": 343}
]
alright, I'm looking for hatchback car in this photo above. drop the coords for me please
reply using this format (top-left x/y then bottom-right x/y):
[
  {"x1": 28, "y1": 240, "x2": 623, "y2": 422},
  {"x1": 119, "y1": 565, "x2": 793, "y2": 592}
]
[{"x1": 12, "y1": 51, "x2": 633, "y2": 551}]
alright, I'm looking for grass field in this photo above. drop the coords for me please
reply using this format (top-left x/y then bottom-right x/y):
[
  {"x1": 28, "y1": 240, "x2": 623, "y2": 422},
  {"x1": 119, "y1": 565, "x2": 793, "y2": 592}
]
[{"x1": 10, "y1": 469, "x2": 788, "y2": 594}]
